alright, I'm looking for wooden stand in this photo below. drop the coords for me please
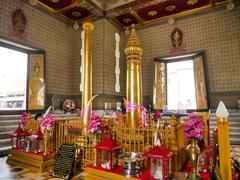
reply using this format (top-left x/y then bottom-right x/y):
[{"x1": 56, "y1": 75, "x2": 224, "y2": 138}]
[{"x1": 7, "y1": 149, "x2": 55, "y2": 173}]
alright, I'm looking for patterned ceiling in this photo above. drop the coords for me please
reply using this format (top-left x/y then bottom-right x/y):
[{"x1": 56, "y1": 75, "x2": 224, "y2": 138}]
[{"x1": 33, "y1": 0, "x2": 229, "y2": 28}]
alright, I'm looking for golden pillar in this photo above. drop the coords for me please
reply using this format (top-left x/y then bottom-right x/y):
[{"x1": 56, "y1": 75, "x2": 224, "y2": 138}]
[
  {"x1": 217, "y1": 117, "x2": 232, "y2": 180},
  {"x1": 81, "y1": 21, "x2": 94, "y2": 127},
  {"x1": 125, "y1": 26, "x2": 143, "y2": 128}
]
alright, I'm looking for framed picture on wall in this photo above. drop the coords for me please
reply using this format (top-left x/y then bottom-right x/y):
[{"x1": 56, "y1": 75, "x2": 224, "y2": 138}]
[{"x1": 28, "y1": 51, "x2": 45, "y2": 110}]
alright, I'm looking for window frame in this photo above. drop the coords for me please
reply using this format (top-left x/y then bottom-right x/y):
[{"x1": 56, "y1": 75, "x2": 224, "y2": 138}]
[
  {"x1": 153, "y1": 50, "x2": 210, "y2": 111},
  {"x1": 0, "y1": 39, "x2": 45, "y2": 115}
]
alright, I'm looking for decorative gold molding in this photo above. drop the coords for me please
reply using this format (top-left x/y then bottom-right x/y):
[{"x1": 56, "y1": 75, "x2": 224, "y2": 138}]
[
  {"x1": 143, "y1": 4, "x2": 213, "y2": 26},
  {"x1": 49, "y1": 0, "x2": 60, "y2": 3},
  {"x1": 217, "y1": 117, "x2": 228, "y2": 123},
  {"x1": 147, "y1": 10, "x2": 158, "y2": 17},
  {"x1": 72, "y1": 11, "x2": 81, "y2": 17},
  {"x1": 82, "y1": 21, "x2": 94, "y2": 31},
  {"x1": 123, "y1": 18, "x2": 132, "y2": 24},
  {"x1": 165, "y1": 5, "x2": 176, "y2": 12},
  {"x1": 187, "y1": 0, "x2": 198, "y2": 6}
]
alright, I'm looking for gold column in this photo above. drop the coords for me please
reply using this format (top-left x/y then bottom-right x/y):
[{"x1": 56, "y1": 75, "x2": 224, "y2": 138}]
[
  {"x1": 217, "y1": 117, "x2": 232, "y2": 180},
  {"x1": 125, "y1": 26, "x2": 143, "y2": 128},
  {"x1": 81, "y1": 21, "x2": 94, "y2": 128}
]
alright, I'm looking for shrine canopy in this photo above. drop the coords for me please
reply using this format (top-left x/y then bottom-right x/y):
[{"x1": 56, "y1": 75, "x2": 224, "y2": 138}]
[
  {"x1": 144, "y1": 145, "x2": 174, "y2": 160},
  {"x1": 95, "y1": 132, "x2": 121, "y2": 151},
  {"x1": 9, "y1": 125, "x2": 28, "y2": 137}
]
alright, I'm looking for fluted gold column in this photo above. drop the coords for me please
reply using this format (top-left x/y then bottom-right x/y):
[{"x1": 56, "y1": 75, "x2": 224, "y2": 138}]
[
  {"x1": 81, "y1": 21, "x2": 94, "y2": 127},
  {"x1": 125, "y1": 26, "x2": 143, "y2": 128}
]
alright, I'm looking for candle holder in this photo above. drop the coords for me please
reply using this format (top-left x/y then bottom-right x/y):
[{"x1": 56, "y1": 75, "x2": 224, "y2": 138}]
[{"x1": 43, "y1": 129, "x2": 51, "y2": 155}]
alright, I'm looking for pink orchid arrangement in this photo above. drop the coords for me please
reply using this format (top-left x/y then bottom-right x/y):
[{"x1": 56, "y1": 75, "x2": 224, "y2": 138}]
[
  {"x1": 88, "y1": 113, "x2": 102, "y2": 134},
  {"x1": 40, "y1": 114, "x2": 55, "y2": 130},
  {"x1": 21, "y1": 112, "x2": 28, "y2": 126},
  {"x1": 153, "y1": 110, "x2": 162, "y2": 122},
  {"x1": 184, "y1": 114, "x2": 204, "y2": 140}
]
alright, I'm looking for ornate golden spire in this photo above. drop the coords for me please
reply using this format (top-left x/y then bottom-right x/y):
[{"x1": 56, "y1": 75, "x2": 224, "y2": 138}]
[
  {"x1": 124, "y1": 25, "x2": 143, "y2": 60},
  {"x1": 125, "y1": 25, "x2": 143, "y2": 128}
]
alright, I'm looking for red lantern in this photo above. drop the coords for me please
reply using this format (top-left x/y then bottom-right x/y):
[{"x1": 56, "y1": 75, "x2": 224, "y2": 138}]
[
  {"x1": 144, "y1": 145, "x2": 174, "y2": 180},
  {"x1": 9, "y1": 125, "x2": 28, "y2": 149},
  {"x1": 95, "y1": 132, "x2": 121, "y2": 170},
  {"x1": 30, "y1": 127, "x2": 44, "y2": 153}
]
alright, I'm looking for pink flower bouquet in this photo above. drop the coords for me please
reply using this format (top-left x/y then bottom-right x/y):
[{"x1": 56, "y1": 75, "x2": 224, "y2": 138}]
[
  {"x1": 40, "y1": 114, "x2": 55, "y2": 130},
  {"x1": 21, "y1": 112, "x2": 28, "y2": 126},
  {"x1": 88, "y1": 113, "x2": 102, "y2": 134},
  {"x1": 184, "y1": 114, "x2": 204, "y2": 140},
  {"x1": 153, "y1": 110, "x2": 162, "y2": 122}
]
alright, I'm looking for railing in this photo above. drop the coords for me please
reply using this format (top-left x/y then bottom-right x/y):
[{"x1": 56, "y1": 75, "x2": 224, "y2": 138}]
[{"x1": 26, "y1": 114, "x2": 186, "y2": 170}]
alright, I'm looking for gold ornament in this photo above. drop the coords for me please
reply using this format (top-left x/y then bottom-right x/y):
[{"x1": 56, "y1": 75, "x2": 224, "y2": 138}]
[
  {"x1": 165, "y1": 5, "x2": 176, "y2": 12},
  {"x1": 72, "y1": 11, "x2": 81, "y2": 17},
  {"x1": 123, "y1": 18, "x2": 132, "y2": 24},
  {"x1": 147, "y1": 10, "x2": 157, "y2": 17},
  {"x1": 187, "y1": 0, "x2": 198, "y2": 6},
  {"x1": 186, "y1": 139, "x2": 201, "y2": 180}
]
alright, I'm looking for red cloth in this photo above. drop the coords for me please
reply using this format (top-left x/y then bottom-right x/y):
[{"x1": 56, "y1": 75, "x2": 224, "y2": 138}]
[{"x1": 138, "y1": 170, "x2": 158, "y2": 180}]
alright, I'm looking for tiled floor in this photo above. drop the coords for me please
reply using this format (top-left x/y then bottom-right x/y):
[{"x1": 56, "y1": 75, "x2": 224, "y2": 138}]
[
  {"x1": 0, "y1": 157, "x2": 86, "y2": 180},
  {"x1": 231, "y1": 145, "x2": 240, "y2": 163},
  {"x1": 0, "y1": 146, "x2": 239, "y2": 180}
]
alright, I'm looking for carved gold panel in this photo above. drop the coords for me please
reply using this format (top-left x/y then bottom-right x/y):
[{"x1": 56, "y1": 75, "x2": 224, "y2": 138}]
[
  {"x1": 28, "y1": 53, "x2": 45, "y2": 110},
  {"x1": 193, "y1": 56, "x2": 208, "y2": 109},
  {"x1": 153, "y1": 62, "x2": 166, "y2": 109}
]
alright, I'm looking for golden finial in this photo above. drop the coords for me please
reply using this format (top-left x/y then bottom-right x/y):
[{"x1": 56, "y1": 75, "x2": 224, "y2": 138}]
[
  {"x1": 124, "y1": 24, "x2": 143, "y2": 59},
  {"x1": 82, "y1": 20, "x2": 94, "y2": 31}
]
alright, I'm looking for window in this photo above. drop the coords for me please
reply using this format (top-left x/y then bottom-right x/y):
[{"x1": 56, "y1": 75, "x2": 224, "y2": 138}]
[
  {"x1": 0, "y1": 46, "x2": 28, "y2": 110},
  {"x1": 167, "y1": 60, "x2": 197, "y2": 110},
  {"x1": 0, "y1": 39, "x2": 45, "y2": 113},
  {"x1": 153, "y1": 51, "x2": 208, "y2": 111}
]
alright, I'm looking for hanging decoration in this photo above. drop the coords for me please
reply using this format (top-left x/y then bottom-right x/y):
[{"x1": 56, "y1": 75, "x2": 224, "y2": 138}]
[
  {"x1": 126, "y1": 101, "x2": 147, "y2": 128},
  {"x1": 170, "y1": 27, "x2": 185, "y2": 53},
  {"x1": 8, "y1": 8, "x2": 27, "y2": 39}
]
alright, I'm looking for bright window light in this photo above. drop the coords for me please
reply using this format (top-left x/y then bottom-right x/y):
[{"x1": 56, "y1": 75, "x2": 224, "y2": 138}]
[
  {"x1": 167, "y1": 60, "x2": 196, "y2": 110},
  {"x1": 0, "y1": 46, "x2": 28, "y2": 110}
]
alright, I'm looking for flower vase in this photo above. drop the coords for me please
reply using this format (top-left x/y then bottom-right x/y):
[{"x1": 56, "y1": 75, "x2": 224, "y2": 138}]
[{"x1": 186, "y1": 139, "x2": 201, "y2": 180}]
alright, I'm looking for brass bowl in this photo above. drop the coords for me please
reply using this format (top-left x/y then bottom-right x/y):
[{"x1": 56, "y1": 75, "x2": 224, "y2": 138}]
[{"x1": 120, "y1": 152, "x2": 145, "y2": 177}]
